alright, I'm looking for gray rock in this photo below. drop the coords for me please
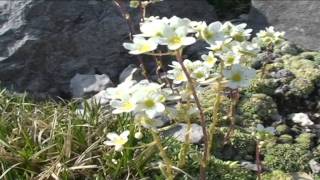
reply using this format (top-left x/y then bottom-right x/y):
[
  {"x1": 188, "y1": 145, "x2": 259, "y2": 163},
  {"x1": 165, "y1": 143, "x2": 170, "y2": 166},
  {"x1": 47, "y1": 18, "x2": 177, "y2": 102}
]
[
  {"x1": 85, "y1": 89, "x2": 110, "y2": 106},
  {"x1": 240, "y1": 161, "x2": 258, "y2": 171},
  {"x1": 0, "y1": 0, "x2": 217, "y2": 98},
  {"x1": 309, "y1": 159, "x2": 320, "y2": 174},
  {"x1": 249, "y1": 0, "x2": 320, "y2": 51},
  {"x1": 70, "y1": 74, "x2": 113, "y2": 98},
  {"x1": 162, "y1": 123, "x2": 203, "y2": 144},
  {"x1": 119, "y1": 64, "x2": 144, "y2": 83}
]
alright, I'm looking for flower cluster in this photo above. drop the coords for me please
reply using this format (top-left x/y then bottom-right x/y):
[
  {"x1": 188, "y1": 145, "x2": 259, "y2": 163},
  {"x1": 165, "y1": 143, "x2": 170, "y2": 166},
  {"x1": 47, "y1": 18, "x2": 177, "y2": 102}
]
[
  {"x1": 123, "y1": 16, "x2": 196, "y2": 53},
  {"x1": 167, "y1": 59, "x2": 211, "y2": 84},
  {"x1": 253, "y1": 26, "x2": 285, "y2": 47},
  {"x1": 109, "y1": 14, "x2": 286, "y2": 156},
  {"x1": 106, "y1": 80, "x2": 166, "y2": 119}
]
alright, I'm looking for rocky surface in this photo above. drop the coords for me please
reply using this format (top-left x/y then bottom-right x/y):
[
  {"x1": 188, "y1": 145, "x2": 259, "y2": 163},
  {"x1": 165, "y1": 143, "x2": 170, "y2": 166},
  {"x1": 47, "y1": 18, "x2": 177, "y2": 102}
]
[
  {"x1": 70, "y1": 73, "x2": 113, "y2": 98},
  {"x1": 119, "y1": 64, "x2": 144, "y2": 83},
  {"x1": 0, "y1": 0, "x2": 216, "y2": 98},
  {"x1": 248, "y1": 0, "x2": 320, "y2": 51},
  {"x1": 163, "y1": 123, "x2": 204, "y2": 144}
]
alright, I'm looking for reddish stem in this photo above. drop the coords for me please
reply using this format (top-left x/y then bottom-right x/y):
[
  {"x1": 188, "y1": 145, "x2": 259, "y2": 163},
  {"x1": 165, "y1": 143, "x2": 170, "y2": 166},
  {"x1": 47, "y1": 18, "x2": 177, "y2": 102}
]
[
  {"x1": 223, "y1": 89, "x2": 240, "y2": 145},
  {"x1": 175, "y1": 50, "x2": 208, "y2": 180}
]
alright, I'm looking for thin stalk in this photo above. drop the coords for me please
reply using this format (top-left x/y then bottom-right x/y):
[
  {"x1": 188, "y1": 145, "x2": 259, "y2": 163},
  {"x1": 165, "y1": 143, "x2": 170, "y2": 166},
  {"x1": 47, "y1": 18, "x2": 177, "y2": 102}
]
[
  {"x1": 113, "y1": 0, "x2": 148, "y2": 79},
  {"x1": 138, "y1": 0, "x2": 147, "y2": 22},
  {"x1": 178, "y1": 98, "x2": 191, "y2": 168},
  {"x1": 151, "y1": 131, "x2": 174, "y2": 180},
  {"x1": 154, "y1": 52, "x2": 174, "y2": 92},
  {"x1": 256, "y1": 141, "x2": 262, "y2": 180},
  {"x1": 208, "y1": 61, "x2": 224, "y2": 156},
  {"x1": 175, "y1": 49, "x2": 208, "y2": 180},
  {"x1": 223, "y1": 89, "x2": 240, "y2": 145}
]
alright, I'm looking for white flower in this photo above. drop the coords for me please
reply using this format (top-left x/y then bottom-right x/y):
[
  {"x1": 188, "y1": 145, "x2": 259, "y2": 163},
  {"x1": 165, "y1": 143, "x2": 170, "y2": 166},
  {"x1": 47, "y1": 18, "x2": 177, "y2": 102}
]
[
  {"x1": 134, "y1": 113, "x2": 165, "y2": 129},
  {"x1": 221, "y1": 21, "x2": 234, "y2": 36},
  {"x1": 256, "y1": 26, "x2": 285, "y2": 47},
  {"x1": 131, "y1": 80, "x2": 163, "y2": 95},
  {"x1": 190, "y1": 60, "x2": 211, "y2": 82},
  {"x1": 134, "y1": 131, "x2": 144, "y2": 139},
  {"x1": 206, "y1": 38, "x2": 232, "y2": 53},
  {"x1": 160, "y1": 26, "x2": 196, "y2": 50},
  {"x1": 110, "y1": 96, "x2": 137, "y2": 114},
  {"x1": 106, "y1": 80, "x2": 136, "y2": 100},
  {"x1": 104, "y1": 130, "x2": 130, "y2": 151},
  {"x1": 138, "y1": 19, "x2": 169, "y2": 42},
  {"x1": 256, "y1": 124, "x2": 276, "y2": 135},
  {"x1": 229, "y1": 23, "x2": 252, "y2": 42},
  {"x1": 233, "y1": 41, "x2": 260, "y2": 58},
  {"x1": 219, "y1": 51, "x2": 241, "y2": 66},
  {"x1": 123, "y1": 37, "x2": 158, "y2": 54},
  {"x1": 201, "y1": 51, "x2": 217, "y2": 67},
  {"x1": 135, "y1": 92, "x2": 166, "y2": 118},
  {"x1": 167, "y1": 61, "x2": 187, "y2": 84},
  {"x1": 223, "y1": 64, "x2": 256, "y2": 89},
  {"x1": 168, "y1": 16, "x2": 193, "y2": 31},
  {"x1": 167, "y1": 59, "x2": 210, "y2": 84},
  {"x1": 200, "y1": 21, "x2": 226, "y2": 45}
]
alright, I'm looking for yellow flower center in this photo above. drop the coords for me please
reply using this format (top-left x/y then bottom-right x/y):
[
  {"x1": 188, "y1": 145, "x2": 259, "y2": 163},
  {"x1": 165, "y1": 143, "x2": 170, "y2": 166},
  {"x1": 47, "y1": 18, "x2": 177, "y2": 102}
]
[
  {"x1": 139, "y1": 44, "x2": 151, "y2": 52},
  {"x1": 207, "y1": 57, "x2": 216, "y2": 65},
  {"x1": 123, "y1": 101, "x2": 134, "y2": 111},
  {"x1": 202, "y1": 29, "x2": 213, "y2": 40},
  {"x1": 233, "y1": 33, "x2": 245, "y2": 42},
  {"x1": 114, "y1": 137, "x2": 127, "y2": 145},
  {"x1": 226, "y1": 56, "x2": 235, "y2": 64},
  {"x1": 195, "y1": 72, "x2": 204, "y2": 79},
  {"x1": 231, "y1": 72, "x2": 242, "y2": 82},
  {"x1": 144, "y1": 99, "x2": 155, "y2": 108},
  {"x1": 176, "y1": 72, "x2": 186, "y2": 81},
  {"x1": 169, "y1": 36, "x2": 182, "y2": 45}
]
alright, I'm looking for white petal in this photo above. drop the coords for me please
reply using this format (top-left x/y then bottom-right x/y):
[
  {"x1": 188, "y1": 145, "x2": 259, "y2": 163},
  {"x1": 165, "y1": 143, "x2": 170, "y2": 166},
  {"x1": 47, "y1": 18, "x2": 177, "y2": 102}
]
[
  {"x1": 103, "y1": 140, "x2": 115, "y2": 146},
  {"x1": 120, "y1": 130, "x2": 130, "y2": 138},
  {"x1": 107, "y1": 133, "x2": 119, "y2": 141},
  {"x1": 114, "y1": 145, "x2": 124, "y2": 152},
  {"x1": 182, "y1": 37, "x2": 196, "y2": 46},
  {"x1": 123, "y1": 43, "x2": 135, "y2": 51}
]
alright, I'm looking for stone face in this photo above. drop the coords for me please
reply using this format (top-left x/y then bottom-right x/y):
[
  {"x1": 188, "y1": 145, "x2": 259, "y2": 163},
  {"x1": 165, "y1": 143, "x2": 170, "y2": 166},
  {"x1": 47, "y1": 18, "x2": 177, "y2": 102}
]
[
  {"x1": 0, "y1": 0, "x2": 216, "y2": 98},
  {"x1": 119, "y1": 64, "x2": 144, "y2": 83},
  {"x1": 163, "y1": 123, "x2": 204, "y2": 144},
  {"x1": 249, "y1": 0, "x2": 320, "y2": 51},
  {"x1": 309, "y1": 159, "x2": 320, "y2": 174},
  {"x1": 70, "y1": 74, "x2": 113, "y2": 98}
]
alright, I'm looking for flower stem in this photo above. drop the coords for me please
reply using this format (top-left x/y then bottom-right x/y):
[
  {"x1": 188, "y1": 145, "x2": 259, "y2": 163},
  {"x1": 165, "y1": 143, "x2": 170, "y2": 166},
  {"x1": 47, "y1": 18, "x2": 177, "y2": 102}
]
[
  {"x1": 175, "y1": 49, "x2": 208, "y2": 180},
  {"x1": 256, "y1": 141, "x2": 262, "y2": 180},
  {"x1": 151, "y1": 130, "x2": 174, "y2": 180},
  {"x1": 178, "y1": 98, "x2": 191, "y2": 168},
  {"x1": 223, "y1": 89, "x2": 240, "y2": 145},
  {"x1": 113, "y1": 0, "x2": 149, "y2": 80},
  {"x1": 208, "y1": 62, "x2": 224, "y2": 156}
]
